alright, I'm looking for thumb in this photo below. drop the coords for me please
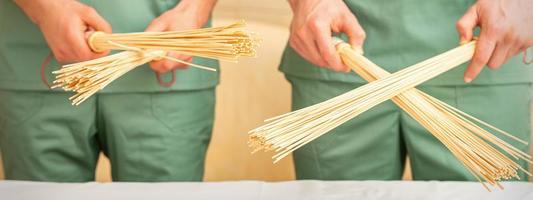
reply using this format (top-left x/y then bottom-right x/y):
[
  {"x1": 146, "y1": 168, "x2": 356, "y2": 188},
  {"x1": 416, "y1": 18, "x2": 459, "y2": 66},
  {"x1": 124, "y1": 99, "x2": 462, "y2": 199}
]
[
  {"x1": 456, "y1": 5, "x2": 478, "y2": 44},
  {"x1": 82, "y1": 7, "x2": 112, "y2": 33},
  {"x1": 340, "y1": 15, "x2": 366, "y2": 52}
]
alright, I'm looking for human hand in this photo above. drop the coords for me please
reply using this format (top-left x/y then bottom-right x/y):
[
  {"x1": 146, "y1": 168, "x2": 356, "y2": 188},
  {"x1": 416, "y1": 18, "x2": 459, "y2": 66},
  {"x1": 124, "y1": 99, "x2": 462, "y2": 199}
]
[
  {"x1": 288, "y1": 0, "x2": 366, "y2": 72},
  {"x1": 146, "y1": 0, "x2": 217, "y2": 73},
  {"x1": 456, "y1": 0, "x2": 533, "y2": 82},
  {"x1": 14, "y1": 0, "x2": 112, "y2": 63}
]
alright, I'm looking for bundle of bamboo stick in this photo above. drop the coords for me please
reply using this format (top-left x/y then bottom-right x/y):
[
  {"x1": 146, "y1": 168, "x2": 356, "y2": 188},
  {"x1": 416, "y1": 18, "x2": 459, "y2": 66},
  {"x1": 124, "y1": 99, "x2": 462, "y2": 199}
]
[
  {"x1": 88, "y1": 21, "x2": 258, "y2": 62},
  {"x1": 52, "y1": 21, "x2": 260, "y2": 105},
  {"x1": 249, "y1": 39, "x2": 531, "y2": 190}
]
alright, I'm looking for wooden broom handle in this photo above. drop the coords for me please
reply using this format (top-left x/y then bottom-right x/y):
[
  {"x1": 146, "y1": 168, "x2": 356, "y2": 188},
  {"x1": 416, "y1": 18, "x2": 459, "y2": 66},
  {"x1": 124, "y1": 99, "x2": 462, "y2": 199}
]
[{"x1": 88, "y1": 31, "x2": 106, "y2": 53}]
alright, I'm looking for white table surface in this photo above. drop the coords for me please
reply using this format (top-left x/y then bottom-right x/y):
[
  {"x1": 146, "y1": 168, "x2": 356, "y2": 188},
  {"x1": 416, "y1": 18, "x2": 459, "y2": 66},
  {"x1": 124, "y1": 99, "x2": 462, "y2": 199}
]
[{"x1": 0, "y1": 180, "x2": 532, "y2": 200}]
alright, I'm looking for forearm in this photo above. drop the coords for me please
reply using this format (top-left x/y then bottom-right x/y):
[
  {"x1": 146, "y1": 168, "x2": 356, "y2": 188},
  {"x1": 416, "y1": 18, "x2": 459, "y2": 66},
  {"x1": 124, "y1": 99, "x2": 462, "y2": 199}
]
[
  {"x1": 13, "y1": 0, "x2": 49, "y2": 24},
  {"x1": 179, "y1": 0, "x2": 218, "y2": 12},
  {"x1": 288, "y1": 0, "x2": 338, "y2": 15},
  {"x1": 173, "y1": 0, "x2": 218, "y2": 25}
]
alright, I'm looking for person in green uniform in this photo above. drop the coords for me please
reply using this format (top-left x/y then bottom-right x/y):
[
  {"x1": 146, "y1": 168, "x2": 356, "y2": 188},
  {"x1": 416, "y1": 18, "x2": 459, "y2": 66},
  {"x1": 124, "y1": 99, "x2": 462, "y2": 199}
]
[
  {"x1": 282, "y1": 0, "x2": 533, "y2": 180},
  {"x1": 0, "y1": 0, "x2": 218, "y2": 182}
]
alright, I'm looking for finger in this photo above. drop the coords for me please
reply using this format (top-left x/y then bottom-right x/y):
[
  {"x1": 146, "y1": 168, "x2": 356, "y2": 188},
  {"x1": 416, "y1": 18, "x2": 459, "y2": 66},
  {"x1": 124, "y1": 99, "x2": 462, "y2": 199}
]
[
  {"x1": 82, "y1": 7, "x2": 112, "y2": 33},
  {"x1": 505, "y1": 43, "x2": 524, "y2": 61},
  {"x1": 312, "y1": 21, "x2": 346, "y2": 72},
  {"x1": 167, "y1": 52, "x2": 192, "y2": 69},
  {"x1": 149, "y1": 60, "x2": 171, "y2": 73},
  {"x1": 486, "y1": 43, "x2": 510, "y2": 70},
  {"x1": 290, "y1": 34, "x2": 328, "y2": 67},
  {"x1": 456, "y1": 5, "x2": 478, "y2": 44},
  {"x1": 59, "y1": 19, "x2": 97, "y2": 62},
  {"x1": 487, "y1": 42, "x2": 511, "y2": 70},
  {"x1": 294, "y1": 27, "x2": 329, "y2": 67},
  {"x1": 504, "y1": 34, "x2": 529, "y2": 61},
  {"x1": 145, "y1": 19, "x2": 167, "y2": 32},
  {"x1": 339, "y1": 15, "x2": 366, "y2": 52},
  {"x1": 464, "y1": 30, "x2": 496, "y2": 83},
  {"x1": 290, "y1": 39, "x2": 322, "y2": 67},
  {"x1": 82, "y1": 29, "x2": 111, "y2": 57},
  {"x1": 150, "y1": 52, "x2": 194, "y2": 73},
  {"x1": 68, "y1": 30, "x2": 96, "y2": 62}
]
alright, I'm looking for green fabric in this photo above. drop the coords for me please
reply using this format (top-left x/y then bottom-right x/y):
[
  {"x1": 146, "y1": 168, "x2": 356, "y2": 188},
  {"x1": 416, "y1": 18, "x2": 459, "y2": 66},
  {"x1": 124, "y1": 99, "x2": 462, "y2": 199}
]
[
  {"x1": 288, "y1": 75, "x2": 531, "y2": 181},
  {"x1": 0, "y1": 89, "x2": 215, "y2": 182},
  {"x1": 280, "y1": 0, "x2": 533, "y2": 85},
  {"x1": 0, "y1": 0, "x2": 219, "y2": 92}
]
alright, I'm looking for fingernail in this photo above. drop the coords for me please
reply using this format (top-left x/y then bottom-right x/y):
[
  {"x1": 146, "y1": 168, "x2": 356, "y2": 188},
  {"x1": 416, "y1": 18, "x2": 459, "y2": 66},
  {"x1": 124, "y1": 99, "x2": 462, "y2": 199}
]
[{"x1": 464, "y1": 77, "x2": 472, "y2": 83}]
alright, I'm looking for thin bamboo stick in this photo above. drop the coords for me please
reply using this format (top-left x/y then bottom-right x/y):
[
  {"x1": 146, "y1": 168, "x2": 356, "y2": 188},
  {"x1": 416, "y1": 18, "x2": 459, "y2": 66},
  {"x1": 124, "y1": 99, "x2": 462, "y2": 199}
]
[
  {"x1": 53, "y1": 22, "x2": 260, "y2": 105},
  {"x1": 249, "y1": 39, "x2": 531, "y2": 190}
]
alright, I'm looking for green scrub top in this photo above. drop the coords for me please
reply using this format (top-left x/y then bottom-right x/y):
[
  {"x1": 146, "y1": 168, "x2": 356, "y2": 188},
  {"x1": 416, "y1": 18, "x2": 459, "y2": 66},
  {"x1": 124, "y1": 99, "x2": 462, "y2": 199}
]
[
  {"x1": 280, "y1": 0, "x2": 533, "y2": 85},
  {"x1": 0, "y1": 0, "x2": 219, "y2": 92}
]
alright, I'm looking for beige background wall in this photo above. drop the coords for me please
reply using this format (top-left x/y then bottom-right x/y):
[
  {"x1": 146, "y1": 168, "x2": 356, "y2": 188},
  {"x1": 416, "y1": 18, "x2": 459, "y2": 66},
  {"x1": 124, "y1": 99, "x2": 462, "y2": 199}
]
[
  {"x1": 203, "y1": 0, "x2": 294, "y2": 181},
  {"x1": 0, "y1": 0, "x2": 531, "y2": 182}
]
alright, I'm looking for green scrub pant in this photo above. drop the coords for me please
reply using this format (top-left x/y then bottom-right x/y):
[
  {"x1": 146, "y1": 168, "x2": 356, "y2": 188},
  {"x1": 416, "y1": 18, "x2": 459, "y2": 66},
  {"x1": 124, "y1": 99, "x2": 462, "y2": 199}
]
[
  {"x1": 0, "y1": 89, "x2": 215, "y2": 182},
  {"x1": 287, "y1": 75, "x2": 532, "y2": 181}
]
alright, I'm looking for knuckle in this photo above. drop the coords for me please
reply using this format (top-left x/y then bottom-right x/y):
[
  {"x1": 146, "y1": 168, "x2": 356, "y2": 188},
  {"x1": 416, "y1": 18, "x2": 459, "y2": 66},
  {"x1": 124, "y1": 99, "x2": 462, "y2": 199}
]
[
  {"x1": 330, "y1": 65, "x2": 343, "y2": 72},
  {"x1": 455, "y1": 21, "x2": 466, "y2": 31},
  {"x1": 307, "y1": 20, "x2": 321, "y2": 30},
  {"x1": 307, "y1": 15, "x2": 320, "y2": 23},
  {"x1": 54, "y1": 50, "x2": 70, "y2": 62},
  {"x1": 83, "y1": 6, "x2": 97, "y2": 15},
  {"x1": 74, "y1": 51, "x2": 90, "y2": 60},
  {"x1": 486, "y1": 61, "x2": 500, "y2": 69},
  {"x1": 289, "y1": 37, "x2": 298, "y2": 48},
  {"x1": 54, "y1": 54, "x2": 67, "y2": 63},
  {"x1": 313, "y1": 59, "x2": 326, "y2": 68},
  {"x1": 356, "y1": 30, "x2": 366, "y2": 39},
  {"x1": 504, "y1": 32, "x2": 517, "y2": 43},
  {"x1": 487, "y1": 26, "x2": 504, "y2": 38},
  {"x1": 321, "y1": 54, "x2": 335, "y2": 66},
  {"x1": 294, "y1": 29, "x2": 307, "y2": 38},
  {"x1": 513, "y1": 36, "x2": 527, "y2": 46},
  {"x1": 473, "y1": 56, "x2": 486, "y2": 65},
  {"x1": 150, "y1": 18, "x2": 162, "y2": 25},
  {"x1": 473, "y1": 53, "x2": 488, "y2": 64},
  {"x1": 342, "y1": 13, "x2": 355, "y2": 20}
]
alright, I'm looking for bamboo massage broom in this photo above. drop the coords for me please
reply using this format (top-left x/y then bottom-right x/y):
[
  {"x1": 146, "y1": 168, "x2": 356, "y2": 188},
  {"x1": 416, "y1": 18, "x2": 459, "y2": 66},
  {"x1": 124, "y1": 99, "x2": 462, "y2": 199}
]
[
  {"x1": 52, "y1": 21, "x2": 260, "y2": 105},
  {"x1": 249, "y1": 38, "x2": 532, "y2": 189}
]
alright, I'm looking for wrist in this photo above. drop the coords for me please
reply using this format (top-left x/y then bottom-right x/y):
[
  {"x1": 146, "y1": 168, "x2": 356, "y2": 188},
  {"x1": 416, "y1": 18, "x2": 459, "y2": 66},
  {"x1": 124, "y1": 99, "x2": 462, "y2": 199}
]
[
  {"x1": 173, "y1": 0, "x2": 217, "y2": 25},
  {"x1": 288, "y1": 0, "x2": 299, "y2": 7}
]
